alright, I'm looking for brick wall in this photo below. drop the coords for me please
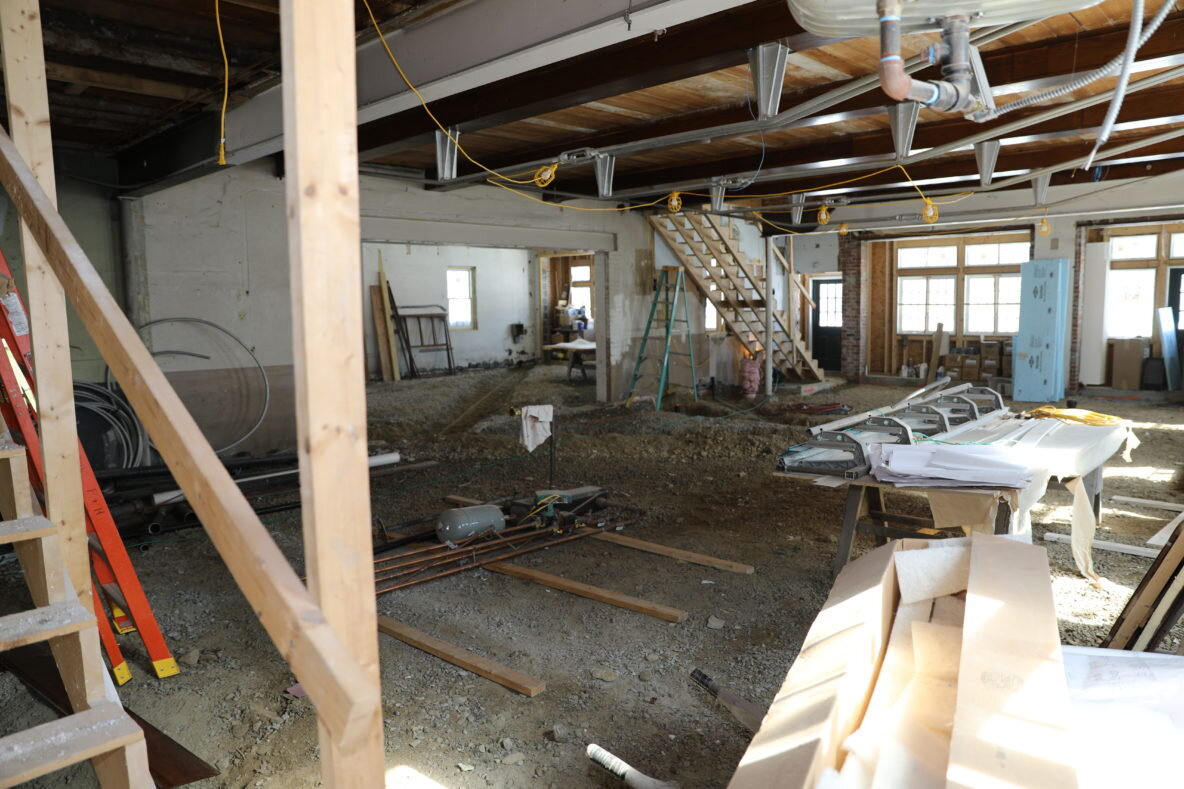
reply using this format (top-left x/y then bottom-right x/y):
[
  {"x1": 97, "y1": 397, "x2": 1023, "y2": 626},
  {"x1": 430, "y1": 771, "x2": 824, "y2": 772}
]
[{"x1": 839, "y1": 235, "x2": 867, "y2": 383}]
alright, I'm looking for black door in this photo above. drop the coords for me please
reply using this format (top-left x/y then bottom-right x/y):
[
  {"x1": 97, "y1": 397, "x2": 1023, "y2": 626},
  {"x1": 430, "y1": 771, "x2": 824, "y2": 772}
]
[
  {"x1": 1169, "y1": 267, "x2": 1184, "y2": 384},
  {"x1": 811, "y1": 278, "x2": 842, "y2": 372}
]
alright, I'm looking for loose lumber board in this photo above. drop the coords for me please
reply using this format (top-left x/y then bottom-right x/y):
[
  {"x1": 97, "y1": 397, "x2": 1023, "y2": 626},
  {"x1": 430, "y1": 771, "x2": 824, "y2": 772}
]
[
  {"x1": 729, "y1": 542, "x2": 899, "y2": 789},
  {"x1": 949, "y1": 534, "x2": 1078, "y2": 788},
  {"x1": 1042, "y1": 532, "x2": 1160, "y2": 559},
  {"x1": 0, "y1": 90, "x2": 377, "y2": 751},
  {"x1": 369, "y1": 285, "x2": 394, "y2": 382},
  {"x1": 926, "y1": 323, "x2": 944, "y2": 384},
  {"x1": 1111, "y1": 496, "x2": 1184, "y2": 513},
  {"x1": 1106, "y1": 519, "x2": 1184, "y2": 648},
  {"x1": 1148, "y1": 511, "x2": 1184, "y2": 548},
  {"x1": 377, "y1": 260, "x2": 400, "y2": 381},
  {"x1": 594, "y1": 532, "x2": 754, "y2": 574},
  {"x1": 487, "y1": 562, "x2": 688, "y2": 622},
  {"x1": 377, "y1": 615, "x2": 545, "y2": 697}
]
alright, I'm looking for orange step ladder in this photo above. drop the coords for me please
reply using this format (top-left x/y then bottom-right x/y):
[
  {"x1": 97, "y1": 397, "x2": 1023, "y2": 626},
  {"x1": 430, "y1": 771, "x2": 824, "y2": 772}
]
[{"x1": 0, "y1": 252, "x2": 178, "y2": 683}]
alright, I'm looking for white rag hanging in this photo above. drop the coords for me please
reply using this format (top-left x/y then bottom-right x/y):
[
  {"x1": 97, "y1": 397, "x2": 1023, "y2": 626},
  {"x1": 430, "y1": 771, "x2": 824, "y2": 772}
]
[{"x1": 519, "y1": 404, "x2": 553, "y2": 452}]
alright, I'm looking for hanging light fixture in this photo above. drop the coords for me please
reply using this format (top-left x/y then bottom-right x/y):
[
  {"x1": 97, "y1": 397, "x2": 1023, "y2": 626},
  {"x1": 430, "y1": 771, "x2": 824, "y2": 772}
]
[
  {"x1": 922, "y1": 200, "x2": 939, "y2": 224},
  {"x1": 1038, "y1": 216, "x2": 1052, "y2": 236},
  {"x1": 837, "y1": 223, "x2": 850, "y2": 236},
  {"x1": 817, "y1": 204, "x2": 831, "y2": 225},
  {"x1": 668, "y1": 192, "x2": 683, "y2": 213}
]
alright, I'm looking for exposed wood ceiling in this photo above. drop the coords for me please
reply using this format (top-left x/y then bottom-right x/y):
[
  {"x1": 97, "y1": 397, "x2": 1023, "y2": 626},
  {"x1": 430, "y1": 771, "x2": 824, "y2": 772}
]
[
  {"x1": 19, "y1": 0, "x2": 430, "y2": 153},
  {"x1": 24, "y1": 0, "x2": 1184, "y2": 208}
]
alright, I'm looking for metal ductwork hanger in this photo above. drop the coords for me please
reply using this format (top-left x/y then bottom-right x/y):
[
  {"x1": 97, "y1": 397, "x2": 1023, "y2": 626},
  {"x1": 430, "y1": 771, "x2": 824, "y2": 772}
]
[
  {"x1": 887, "y1": 101, "x2": 921, "y2": 160},
  {"x1": 594, "y1": 154, "x2": 616, "y2": 199},
  {"x1": 747, "y1": 41, "x2": 790, "y2": 119},
  {"x1": 975, "y1": 139, "x2": 1001, "y2": 186},
  {"x1": 434, "y1": 127, "x2": 461, "y2": 181}
]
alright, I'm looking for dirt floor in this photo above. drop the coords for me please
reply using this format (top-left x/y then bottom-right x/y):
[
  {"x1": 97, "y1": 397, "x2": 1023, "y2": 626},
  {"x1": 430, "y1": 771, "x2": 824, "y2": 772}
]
[{"x1": 2, "y1": 365, "x2": 1183, "y2": 788}]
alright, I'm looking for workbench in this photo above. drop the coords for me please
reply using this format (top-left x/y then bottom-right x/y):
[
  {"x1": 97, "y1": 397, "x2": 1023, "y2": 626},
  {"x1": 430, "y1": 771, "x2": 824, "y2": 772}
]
[
  {"x1": 777, "y1": 417, "x2": 1128, "y2": 578},
  {"x1": 542, "y1": 338, "x2": 596, "y2": 381}
]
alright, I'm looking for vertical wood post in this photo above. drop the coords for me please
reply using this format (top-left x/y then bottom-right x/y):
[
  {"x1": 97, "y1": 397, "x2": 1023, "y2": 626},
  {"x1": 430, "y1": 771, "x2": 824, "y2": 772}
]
[
  {"x1": 0, "y1": 0, "x2": 89, "y2": 610},
  {"x1": 280, "y1": 0, "x2": 385, "y2": 784},
  {"x1": 764, "y1": 236, "x2": 774, "y2": 396}
]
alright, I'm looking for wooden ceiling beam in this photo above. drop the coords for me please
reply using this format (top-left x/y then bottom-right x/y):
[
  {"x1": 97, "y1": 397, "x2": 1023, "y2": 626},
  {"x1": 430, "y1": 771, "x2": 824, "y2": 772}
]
[
  {"x1": 462, "y1": 12, "x2": 1184, "y2": 181},
  {"x1": 44, "y1": 63, "x2": 202, "y2": 102},
  {"x1": 577, "y1": 82, "x2": 1184, "y2": 194},
  {"x1": 356, "y1": 0, "x2": 834, "y2": 160}
]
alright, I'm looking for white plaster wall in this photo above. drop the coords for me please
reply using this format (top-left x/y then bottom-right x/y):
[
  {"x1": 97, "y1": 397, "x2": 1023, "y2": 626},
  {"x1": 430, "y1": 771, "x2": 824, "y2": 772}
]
[
  {"x1": 360, "y1": 242, "x2": 535, "y2": 371},
  {"x1": 0, "y1": 174, "x2": 121, "y2": 381},
  {"x1": 133, "y1": 159, "x2": 656, "y2": 401}
]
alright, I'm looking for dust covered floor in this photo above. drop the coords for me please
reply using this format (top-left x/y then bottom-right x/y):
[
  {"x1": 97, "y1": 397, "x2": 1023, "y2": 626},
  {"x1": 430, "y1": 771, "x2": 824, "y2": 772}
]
[{"x1": 1, "y1": 365, "x2": 1182, "y2": 788}]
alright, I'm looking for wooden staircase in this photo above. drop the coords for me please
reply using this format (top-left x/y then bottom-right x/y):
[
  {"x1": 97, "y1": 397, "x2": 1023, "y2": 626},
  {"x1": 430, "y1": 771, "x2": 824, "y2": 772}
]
[
  {"x1": 649, "y1": 213, "x2": 823, "y2": 382},
  {"x1": 0, "y1": 447, "x2": 150, "y2": 788}
]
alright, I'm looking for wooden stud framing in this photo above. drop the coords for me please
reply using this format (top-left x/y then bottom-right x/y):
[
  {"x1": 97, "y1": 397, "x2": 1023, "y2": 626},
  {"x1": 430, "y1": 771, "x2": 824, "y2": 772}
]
[
  {"x1": 0, "y1": 0, "x2": 89, "y2": 612},
  {"x1": 488, "y1": 561, "x2": 688, "y2": 622},
  {"x1": 0, "y1": 116, "x2": 378, "y2": 756},
  {"x1": 279, "y1": 0, "x2": 385, "y2": 784},
  {"x1": 594, "y1": 532, "x2": 754, "y2": 574}
]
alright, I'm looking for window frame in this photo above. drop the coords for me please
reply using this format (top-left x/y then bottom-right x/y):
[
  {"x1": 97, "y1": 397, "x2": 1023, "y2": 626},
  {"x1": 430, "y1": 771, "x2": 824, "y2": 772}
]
[
  {"x1": 892, "y1": 232, "x2": 1030, "y2": 337},
  {"x1": 963, "y1": 272, "x2": 1022, "y2": 335},
  {"x1": 446, "y1": 266, "x2": 477, "y2": 331}
]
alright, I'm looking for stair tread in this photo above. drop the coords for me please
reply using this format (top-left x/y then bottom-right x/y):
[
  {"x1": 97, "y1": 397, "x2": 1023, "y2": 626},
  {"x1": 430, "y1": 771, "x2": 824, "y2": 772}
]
[
  {"x1": 0, "y1": 702, "x2": 142, "y2": 787},
  {"x1": 0, "y1": 600, "x2": 92, "y2": 652},
  {"x1": 0, "y1": 516, "x2": 56, "y2": 546}
]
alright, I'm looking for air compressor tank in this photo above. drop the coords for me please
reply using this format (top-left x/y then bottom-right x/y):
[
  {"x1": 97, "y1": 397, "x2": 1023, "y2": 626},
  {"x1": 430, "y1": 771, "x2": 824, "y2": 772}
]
[{"x1": 436, "y1": 504, "x2": 506, "y2": 545}]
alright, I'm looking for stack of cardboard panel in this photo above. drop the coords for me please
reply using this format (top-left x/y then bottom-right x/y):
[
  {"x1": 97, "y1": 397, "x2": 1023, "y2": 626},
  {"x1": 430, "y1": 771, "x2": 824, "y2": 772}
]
[{"x1": 729, "y1": 534, "x2": 1079, "y2": 789}]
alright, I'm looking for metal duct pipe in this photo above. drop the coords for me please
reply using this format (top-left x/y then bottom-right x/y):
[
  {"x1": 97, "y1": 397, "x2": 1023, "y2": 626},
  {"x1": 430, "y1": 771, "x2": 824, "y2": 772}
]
[{"x1": 877, "y1": 1, "x2": 974, "y2": 113}]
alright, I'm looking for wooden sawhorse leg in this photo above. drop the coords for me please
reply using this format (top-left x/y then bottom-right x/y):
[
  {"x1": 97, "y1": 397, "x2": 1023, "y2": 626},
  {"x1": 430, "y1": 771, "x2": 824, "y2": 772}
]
[{"x1": 832, "y1": 484, "x2": 865, "y2": 579}]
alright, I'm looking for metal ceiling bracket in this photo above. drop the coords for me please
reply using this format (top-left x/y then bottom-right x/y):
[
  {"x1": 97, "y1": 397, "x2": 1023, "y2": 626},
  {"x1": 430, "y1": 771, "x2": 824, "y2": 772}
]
[
  {"x1": 747, "y1": 41, "x2": 789, "y2": 119},
  {"x1": 1032, "y1": 172, "x2": 1052, "y2": 206},
  {"x1": 435, "y1": 127, "x2": 461, "y2": 181},
  {"x1": 594, "y1": 154, "x2": 616, "y2": 199},
  {"x1": 710, "y1": 180, "x2": 726, "y2": 211},
  {"x1": 887, "y1": 101, "x2": 921, "y2": 161},
  {"x1": 790, "y1": 192, "x2": 806, "y2": 225},
  {"x1": 975, "y1": 139, "x2": 1000, "y2": 186}
]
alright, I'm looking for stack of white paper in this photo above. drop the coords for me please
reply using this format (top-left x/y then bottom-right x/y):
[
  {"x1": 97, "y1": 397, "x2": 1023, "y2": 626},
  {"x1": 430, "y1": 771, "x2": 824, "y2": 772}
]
[{"x1": 872, "y1": 443, "x2": 1033, "y2": 488}]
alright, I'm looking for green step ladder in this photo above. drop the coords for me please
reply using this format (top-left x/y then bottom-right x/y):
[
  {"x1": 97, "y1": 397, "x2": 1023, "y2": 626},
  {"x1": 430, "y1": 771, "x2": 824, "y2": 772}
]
[{"x1": 627, "y1": 266, "x2": 699, "y2": 411}]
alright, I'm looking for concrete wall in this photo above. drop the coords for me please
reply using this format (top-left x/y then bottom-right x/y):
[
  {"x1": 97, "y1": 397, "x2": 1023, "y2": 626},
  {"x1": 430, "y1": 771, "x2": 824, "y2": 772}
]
[
  {"x1": 360, "y1": 242, "x2": 536, "y2": 372},
  {"x1": 0, "y1": 157, "x2": 122, "y2": 381}
]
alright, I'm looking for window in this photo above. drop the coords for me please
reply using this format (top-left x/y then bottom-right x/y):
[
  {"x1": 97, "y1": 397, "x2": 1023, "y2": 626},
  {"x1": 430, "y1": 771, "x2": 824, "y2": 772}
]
[
  {"x1": 1105, "y1": 268, "x2": 1156, "y2": 338},
  {"x1": 446, "y1": 267, "x2": 475, "y2": 329},
  {"x1": 897, "y1": 276, "x2": 955, "y2": 333},
  {"x1": 705, "y1": 295, "x2": 719, "y2": 332},
  {"x1": 1110, "y1": 234, "x2": 1159, "y2": 261},
  {"x1": 817, "y1": 281, "x2": 842, "y2": 328},
  {"x1": 568, "y1": 263, "x2": 593, "y2": 319},
  {"x1": 1171, "y1": 233, "x2": 1184, "y2": 259},
  {"x1": 897, "y1": 245, "x2": 957, "y2": 269},
  {"x1": 964, "y1": 274, "x2": 1021, "y2": 334},
  {"x1": 965, "y1": 242, "x2": 1030, "y2": 267}
]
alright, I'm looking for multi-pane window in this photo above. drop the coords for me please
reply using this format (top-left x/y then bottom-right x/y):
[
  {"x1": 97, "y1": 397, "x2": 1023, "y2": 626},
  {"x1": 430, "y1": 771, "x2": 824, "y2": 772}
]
[
  {"x1": 446, "y1": 267, "x2": 476, "y2": 329},
  {"x1": 897, "y1": 276, "x2": 955, "y2": 333},
  {"x1": 1170, "y1": 233, "x2": 1184, "y2": 259},
  {"x1": 965, "y1": 242, "x2": 1029, "y2": 266},
  {"x1": 1105, "y1": 268, "x2": 1156, "y2": 338},
  {"x1": 568, "y1": 263, "x2": 593, "y2": 319},
  {"x1": 895, "y1": 234, "x2": 1029, "y2": 335},
  {"x1": 898, "y1": 245, "x2": 957, "y2": 269},
  {"x1": 817, "y1": 281, "x2": 843, "y2": 328},
  {"x1": 1110, "y1": 234, "x2": 1159, "y2": 261},
  {"x1": 964, "y1": 274, "x2": 1021, "y2": 334}
]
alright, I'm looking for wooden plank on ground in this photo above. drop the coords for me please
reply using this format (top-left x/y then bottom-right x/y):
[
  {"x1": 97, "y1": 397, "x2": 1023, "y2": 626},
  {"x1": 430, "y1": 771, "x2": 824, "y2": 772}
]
[
  {"x1": 444, "y1": 495, "x2": 483, "y2": 507},
  {"x1": 1112, "y1": 496, "x2": 1184, "y2": 513},
  {"x1": 281, "y1": 0, "x2": 384, "y2": 781},
  {"x1": 487, "y1": 561, "x2": 688, "y2": 622},
  {"x1": 377, "y1": 615, "x2": 545, "y2": 697},
  {"x1": 1148, "y1": 511, "x2": 1184, "y2": 548},
  {"x1": 594, "y1": 532, "x2": 754, "y2": 574},
  {"x1": 370, "y1": 285, "x2": 393, "y2": 382}
]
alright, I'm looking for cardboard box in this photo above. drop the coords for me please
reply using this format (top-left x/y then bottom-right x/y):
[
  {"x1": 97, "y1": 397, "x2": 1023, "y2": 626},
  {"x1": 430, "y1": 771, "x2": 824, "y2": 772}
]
[
  {"x1": 1002, "y1": 353, "x2": 1013, "y2": 377},
  {"x1": 729, "y1": 536, "x2": 1078, "y2": 789},
  {"x1": 1110, "y1": 338, "x2": 1149, "y2": 390},
  {"x1": 980, "y1": 341, "x2": 1002, "y2": 363}
]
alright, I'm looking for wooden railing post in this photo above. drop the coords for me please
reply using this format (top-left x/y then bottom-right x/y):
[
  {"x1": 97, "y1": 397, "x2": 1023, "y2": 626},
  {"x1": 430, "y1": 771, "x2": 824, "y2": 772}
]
[
  {"x1": 280, "y1": 0, "x2": 385, "y2": 785},
  {"x1": 0, "y1": 0, "x2": 89, "y2": 612}
]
